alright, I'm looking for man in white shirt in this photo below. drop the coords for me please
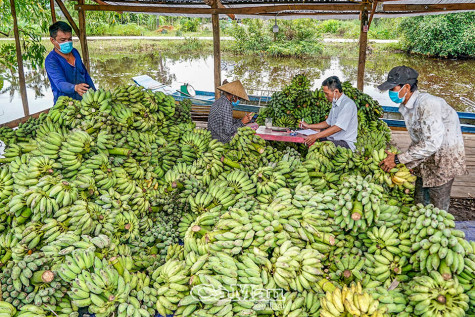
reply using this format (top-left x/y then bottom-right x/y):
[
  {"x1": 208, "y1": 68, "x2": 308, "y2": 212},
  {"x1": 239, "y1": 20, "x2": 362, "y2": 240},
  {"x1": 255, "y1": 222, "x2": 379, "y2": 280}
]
[
  {"x1": 301, "y1": 76, "x2": 358, "y2": 150},
  {"x1": 378, "y1": 66, "x2": 467, "y2": 211}
]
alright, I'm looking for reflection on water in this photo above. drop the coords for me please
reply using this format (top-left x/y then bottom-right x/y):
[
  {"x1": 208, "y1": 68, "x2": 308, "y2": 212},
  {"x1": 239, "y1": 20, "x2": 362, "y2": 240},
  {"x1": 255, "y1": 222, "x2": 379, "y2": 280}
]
[{"x1": 1, "y1": 49, "x2": 474, "y2": 124}]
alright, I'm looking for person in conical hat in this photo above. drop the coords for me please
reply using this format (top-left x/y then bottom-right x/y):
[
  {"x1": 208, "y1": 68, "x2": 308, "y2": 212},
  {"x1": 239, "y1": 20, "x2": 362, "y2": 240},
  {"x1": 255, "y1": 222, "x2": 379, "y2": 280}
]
[{"x1": 208, "y1": 80, "x2": 254, "y2": 143}]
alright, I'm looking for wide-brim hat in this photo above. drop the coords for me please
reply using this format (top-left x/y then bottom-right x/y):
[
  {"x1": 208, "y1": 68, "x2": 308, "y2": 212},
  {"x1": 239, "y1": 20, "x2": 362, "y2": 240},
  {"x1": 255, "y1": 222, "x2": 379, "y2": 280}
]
[{"x1": 217, "y1": 80, "x2": 250, "y2": 101}]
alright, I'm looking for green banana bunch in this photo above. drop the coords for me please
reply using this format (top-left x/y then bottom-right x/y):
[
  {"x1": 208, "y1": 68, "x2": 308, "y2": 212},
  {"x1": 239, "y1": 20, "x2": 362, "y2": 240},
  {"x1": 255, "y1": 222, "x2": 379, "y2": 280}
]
[
  {"x1": 271, "y1": 240, "x2": 324, "y2": 292},
  {"x1": 251, "y1": 167, "x2": 286, "y2": 196},
  {"x1": 405, "y1": 271, "x2": 469, "y2": 316},
  {"x1": 151, "y1": 259, "x2": 190, "y2": 317},
  {"x1": 371, "y1": 287, "x2": 408, "y2": 315},
  {"x1": 365, "y1": 252, "x2": 410, "y2": 288},
  {"x1": 208, "y1": 208, "x2": 253, "y2": 255},
  {"x1": 0, "y1": 166, "x2": 13, "y2": 201},
  {"x1": 334, "y1": 175, "x2": 384, "y2": 233},
  {"x1": 276, "y1": 290, "x2": 321, "y2": 317},
  {"x1": 220, "y1": 169, "x2": 256, "y2": 196},
  {"x1": 363, "y1": 225, "x2": 411, "y2": 256},
  {"x1": 229, "y1": 127, "x2": 266, "y2": 155},
  {"x1": 328, "y1": 253, "x2": 366, "y2": 285},
  {"x1": 0, "y1": 301, "x2": 16, "y2": 316},
  {"x1": 13, "y1": 304, "x2": 49, "y2": 317},
  {"x1": 0, "y1": 252, "x2": 64, "y2": 310},
  {"x1": 320, "y1": 282, "x2": 387, "y2": 317},
  {"x1": 184, "y1": 208, "x2": 221, "y2": 256}
]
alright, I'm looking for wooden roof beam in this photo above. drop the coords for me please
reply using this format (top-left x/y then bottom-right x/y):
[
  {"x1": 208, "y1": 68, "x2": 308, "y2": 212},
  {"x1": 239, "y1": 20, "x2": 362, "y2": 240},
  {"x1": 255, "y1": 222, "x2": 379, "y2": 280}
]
[
  {"x1": 204, "y1": 0, "x2": 236, "y2": 20},
  {"x1": 381, "y1": 3, "x2": 475, "y2": 13},
  {"x1": 75, "y1": 3, "x2": 363, "y2": 15},
  {"x1": 55, "y1": 0, "x2": 81, "y2": 36}
]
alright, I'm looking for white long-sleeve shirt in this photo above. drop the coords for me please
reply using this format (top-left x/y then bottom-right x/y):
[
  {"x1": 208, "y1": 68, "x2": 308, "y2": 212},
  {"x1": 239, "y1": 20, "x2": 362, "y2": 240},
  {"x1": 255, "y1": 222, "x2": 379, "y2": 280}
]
[{"x1": 398, "y1": 90, "x2": 467, "y2": 187}]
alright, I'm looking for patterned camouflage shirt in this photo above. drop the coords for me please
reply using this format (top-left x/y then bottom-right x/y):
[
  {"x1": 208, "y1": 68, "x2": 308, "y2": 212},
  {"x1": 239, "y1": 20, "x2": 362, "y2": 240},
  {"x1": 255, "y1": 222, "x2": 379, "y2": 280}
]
[{"x1": 398, "y1": 91, "x2": 468, "y2": 187}]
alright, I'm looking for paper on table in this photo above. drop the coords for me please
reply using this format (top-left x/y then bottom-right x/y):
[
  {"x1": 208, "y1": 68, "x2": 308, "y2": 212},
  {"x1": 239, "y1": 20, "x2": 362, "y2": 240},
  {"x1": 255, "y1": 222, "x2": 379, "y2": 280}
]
[{"x1": 296, "y1": 129, "x2": 318, "y2": 136}]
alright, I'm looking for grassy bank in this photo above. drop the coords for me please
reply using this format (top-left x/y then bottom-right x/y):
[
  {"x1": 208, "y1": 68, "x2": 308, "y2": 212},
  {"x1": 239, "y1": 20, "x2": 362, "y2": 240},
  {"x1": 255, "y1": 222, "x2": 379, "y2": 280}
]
[
  {"x1": 83, "y1": 39, "x2": 404, "y2": 60},
  {"x1": 3, "y1": 37, "x2": 405, "y2": 62}
]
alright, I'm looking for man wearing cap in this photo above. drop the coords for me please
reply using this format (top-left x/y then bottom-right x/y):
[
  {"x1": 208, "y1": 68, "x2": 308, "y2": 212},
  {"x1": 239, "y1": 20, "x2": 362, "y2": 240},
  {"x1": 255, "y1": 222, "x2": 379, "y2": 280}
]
[
  {"x1": 378, "y1": 66, "x2": 467, "y2": 211},
  {"x1": 208, "y1": 80, "x2": 254, "y2": 143}
]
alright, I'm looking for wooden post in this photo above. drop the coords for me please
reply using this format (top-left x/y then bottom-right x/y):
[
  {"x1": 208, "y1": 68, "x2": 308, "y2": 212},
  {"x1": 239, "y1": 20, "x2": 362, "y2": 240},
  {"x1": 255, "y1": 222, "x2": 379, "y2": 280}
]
[
  {"x1": 50, "y1": 0, "x2": 57, "y2": 23},
  {"x1": 55, "y1": 0, "x2": 81, "y2": 37},
  {"x1": 10, "y1": 0, "x2": 29, "y2": 117},
  {"x1": 357, "y1": 6, "x2": 369, "y2": 91},
  {"x1": 357, "y1": 7, "x2": 368, "y2": 91},
  {"x1": 77, "y1": 0, "x2": 90, "y2": 72},
  {"x1": 212, "y1": 0, "x2": 221, "y2": 98}
]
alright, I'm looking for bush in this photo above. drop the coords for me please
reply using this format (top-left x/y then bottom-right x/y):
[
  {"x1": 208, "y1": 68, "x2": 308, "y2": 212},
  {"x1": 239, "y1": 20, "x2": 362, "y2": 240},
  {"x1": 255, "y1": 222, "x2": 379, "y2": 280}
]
[
  {"x1": 368, "y1": 18, "x2": 402, "y2": 40},
  {"x1": 316, "y1": 20, "x2": 342, "y2": 34},
  {"x1": 178, "y1": 18, "x2": 201, "y2": 32},
  {"x1": 228, "y1": 19, "x2": 272, "y2": 54},
  {"x1": 400, "y1": 12, "x2": 475, "y2": 58},
  {"x1": 228, "y1": 19, "x2": 323, "y2": 57}
]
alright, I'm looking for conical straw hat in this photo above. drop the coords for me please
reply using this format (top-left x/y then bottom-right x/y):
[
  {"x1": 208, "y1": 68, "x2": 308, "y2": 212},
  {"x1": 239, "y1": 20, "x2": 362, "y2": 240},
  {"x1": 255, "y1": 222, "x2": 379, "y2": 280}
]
[{"x1": 217, "y1": 80, "x2": 250, "y2": 101}]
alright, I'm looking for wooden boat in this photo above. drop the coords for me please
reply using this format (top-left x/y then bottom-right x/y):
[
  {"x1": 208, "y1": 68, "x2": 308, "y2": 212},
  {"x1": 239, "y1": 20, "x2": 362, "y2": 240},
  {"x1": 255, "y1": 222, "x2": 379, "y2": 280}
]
[{"x1": 133, "y1": 75, "x2": 475, "y2": 134}]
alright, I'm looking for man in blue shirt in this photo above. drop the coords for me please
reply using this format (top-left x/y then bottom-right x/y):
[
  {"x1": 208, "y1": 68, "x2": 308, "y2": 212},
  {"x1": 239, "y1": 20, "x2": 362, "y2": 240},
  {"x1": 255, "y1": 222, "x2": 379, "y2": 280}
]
[
  {"x1": 301, "y1": 76, "x2": 358, "y2": 150},
  {"x1": 45, "y1": 21, "x2": 95, "y2": 104}
]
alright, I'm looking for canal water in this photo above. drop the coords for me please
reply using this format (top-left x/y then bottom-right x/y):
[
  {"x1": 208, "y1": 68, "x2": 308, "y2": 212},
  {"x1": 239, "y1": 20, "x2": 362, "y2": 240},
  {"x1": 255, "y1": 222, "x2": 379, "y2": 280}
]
[{"x1": 1, "y1": 49, "x2": 474, "y2": 124}]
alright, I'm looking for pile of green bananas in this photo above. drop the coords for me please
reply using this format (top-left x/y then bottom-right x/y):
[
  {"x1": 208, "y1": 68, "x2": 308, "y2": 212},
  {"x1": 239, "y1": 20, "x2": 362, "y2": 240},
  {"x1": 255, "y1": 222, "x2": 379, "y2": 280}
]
[
  {"x1": 0, "y1": 83, "x2": 473, "y2": 317},
  {"x1": 257, "y1": 74, "x2": 330, "y2": 128},
  {"x1": 256, "y1": 75, "x2": 385, "y2": 148},
  {"x1": 0, "y1": 114, "x2": 47, "y2": 146}
]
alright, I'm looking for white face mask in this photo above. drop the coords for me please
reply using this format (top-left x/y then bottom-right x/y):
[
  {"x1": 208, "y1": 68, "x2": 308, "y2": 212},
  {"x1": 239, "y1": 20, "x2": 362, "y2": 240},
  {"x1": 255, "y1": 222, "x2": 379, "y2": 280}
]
[{"x1": 332, "y1": 91, "x2": 338, "y2": 104}]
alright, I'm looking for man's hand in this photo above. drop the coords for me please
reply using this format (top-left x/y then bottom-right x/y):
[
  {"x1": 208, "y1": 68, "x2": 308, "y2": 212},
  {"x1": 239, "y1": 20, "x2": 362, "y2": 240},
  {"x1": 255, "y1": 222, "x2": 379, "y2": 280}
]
[
  {"x1": 304, "y1": 134, "x2": 319, "y2": 146},
  {"x1": 379, "y1": 150, "x2": 397, "y2": 172},
  {"x1": 75, "y1": 83, "x2": 89, "y2": 96},
  {"x1": 300, "y1": 120, "x2": 310, "y2": 129},
  {"x1": 241, "y1": 112, "x2": 254, "y2": 125}
]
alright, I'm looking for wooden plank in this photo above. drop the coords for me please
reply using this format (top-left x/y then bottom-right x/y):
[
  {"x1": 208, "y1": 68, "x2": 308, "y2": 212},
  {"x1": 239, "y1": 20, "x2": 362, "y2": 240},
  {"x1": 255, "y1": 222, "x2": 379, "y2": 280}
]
[
  {"x1": 212, "y1": 2, "x2": 221, "y2": 99},
  {"x1": 55, "y1": 0, "x2": 81, "y2": 37},
  {"x1": 10, "y1": 0, "x2": 29, "y2": 117},
  {"x1": 357, "y1": 5, "x2": 369, "y2": 91},
  {"x1": 0, "y1": 109, "x2": 50, "y2": 129},
  {"x1": 77, "y1": 3, "x2": 363, "y2": 15},
  {"x1": 77, "y1": 0, "x2": 90, "y2": 72}
]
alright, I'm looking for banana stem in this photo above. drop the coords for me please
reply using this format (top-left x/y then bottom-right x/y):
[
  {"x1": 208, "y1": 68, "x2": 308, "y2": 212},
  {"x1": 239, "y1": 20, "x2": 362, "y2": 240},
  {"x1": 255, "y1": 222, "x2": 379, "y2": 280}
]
[
  {"x1": 108, "y1": 148, "x2": 131, "y2": 156},
  {"x1": 32, "y1": 270, "x2": 54, "y2": 285},
  {"x1": 191, "y1": 225, "x2": 208, "y2": 236}
]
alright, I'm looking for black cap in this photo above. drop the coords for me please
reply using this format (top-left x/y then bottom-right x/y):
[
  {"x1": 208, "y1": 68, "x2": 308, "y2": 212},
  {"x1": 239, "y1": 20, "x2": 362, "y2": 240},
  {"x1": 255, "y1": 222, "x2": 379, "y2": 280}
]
[{"x1": 377, "y1": 66, "x2": 419, "y2": 91}]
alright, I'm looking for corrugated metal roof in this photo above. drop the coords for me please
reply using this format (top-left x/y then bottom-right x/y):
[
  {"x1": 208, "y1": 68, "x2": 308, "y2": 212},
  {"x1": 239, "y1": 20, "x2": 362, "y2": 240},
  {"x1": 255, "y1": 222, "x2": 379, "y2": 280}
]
[{"x1": 102, "y1": 0, "x2": 475, "y2": 19}]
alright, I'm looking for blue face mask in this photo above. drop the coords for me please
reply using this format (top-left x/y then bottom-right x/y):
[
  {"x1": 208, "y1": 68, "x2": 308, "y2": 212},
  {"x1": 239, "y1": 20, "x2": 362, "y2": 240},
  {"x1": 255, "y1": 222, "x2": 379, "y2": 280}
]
[
  {"x1": 231, "y1": 99, "x2": 240, "y2": 107},
  {"x1": 57, "y1": 41, "x2": 73, "y2": 54},
  {"x1": 389, "y1": 86, "x2": 407, "y2": 104}
]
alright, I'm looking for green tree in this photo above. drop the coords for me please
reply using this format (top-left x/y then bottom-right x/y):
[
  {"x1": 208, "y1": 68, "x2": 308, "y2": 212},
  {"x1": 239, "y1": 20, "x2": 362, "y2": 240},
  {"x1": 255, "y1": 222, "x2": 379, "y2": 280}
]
[
  {"x1": 400, "y1": 12, "x2": 475, "y2": 58},
  {"x1": 0, "y1": 0, "x2": 49, "y2": 72}
]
